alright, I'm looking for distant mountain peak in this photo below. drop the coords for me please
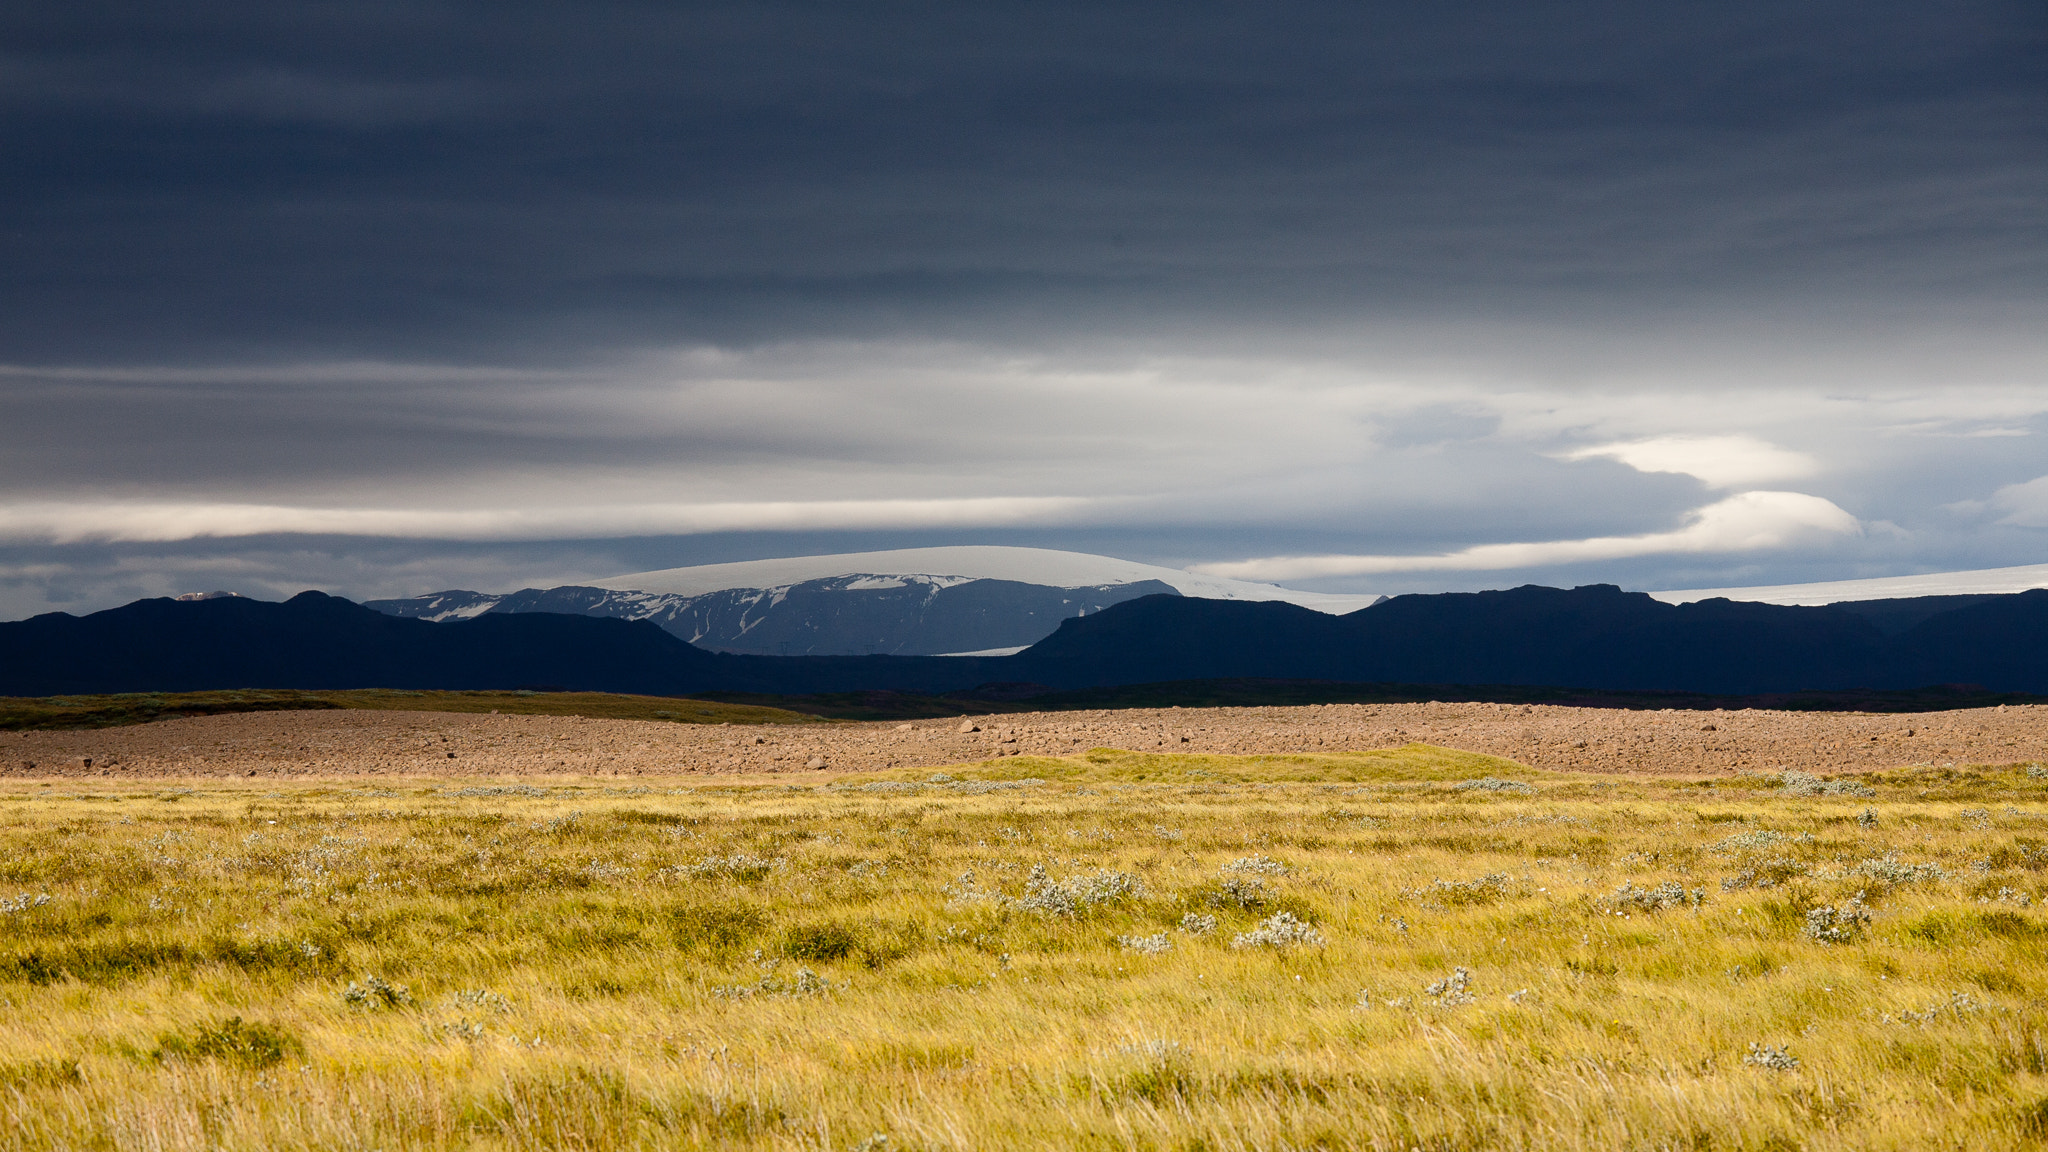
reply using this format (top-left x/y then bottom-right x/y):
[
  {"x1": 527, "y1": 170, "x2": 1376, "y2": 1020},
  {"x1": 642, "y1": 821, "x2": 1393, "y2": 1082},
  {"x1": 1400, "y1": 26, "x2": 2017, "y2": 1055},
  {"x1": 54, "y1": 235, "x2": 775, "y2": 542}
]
[
  {"x1": 595, "y1": 546, "x2": 1381, "y2": 613},
  {"x1": 368, "y1": 574, "x2": 1188, "y2": 657}
]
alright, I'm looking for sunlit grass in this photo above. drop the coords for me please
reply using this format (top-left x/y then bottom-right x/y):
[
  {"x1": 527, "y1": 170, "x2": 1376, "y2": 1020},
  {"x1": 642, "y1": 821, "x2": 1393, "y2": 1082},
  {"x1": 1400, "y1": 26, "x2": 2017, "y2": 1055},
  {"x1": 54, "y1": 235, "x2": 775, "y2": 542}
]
[{"x1": 1, "y1": 748, "x2": 2045, "y2": 1149}]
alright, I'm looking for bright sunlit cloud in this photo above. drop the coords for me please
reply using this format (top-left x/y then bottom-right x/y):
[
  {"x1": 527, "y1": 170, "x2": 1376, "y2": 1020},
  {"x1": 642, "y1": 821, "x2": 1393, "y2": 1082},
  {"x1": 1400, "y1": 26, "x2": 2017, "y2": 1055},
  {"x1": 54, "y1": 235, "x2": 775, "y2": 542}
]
[
  {"x1": 1561, "y1": 435, "x2": 1818, "y2": 488},
  {"x1": 1189, "y1": 490, "x2": 1862, "y2": 580}
]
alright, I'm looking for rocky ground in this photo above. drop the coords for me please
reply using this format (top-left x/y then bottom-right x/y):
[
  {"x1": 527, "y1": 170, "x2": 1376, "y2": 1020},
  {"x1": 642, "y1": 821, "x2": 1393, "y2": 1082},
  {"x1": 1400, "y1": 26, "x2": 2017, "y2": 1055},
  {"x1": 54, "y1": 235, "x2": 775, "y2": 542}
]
[{"x1": 5, "y1": 701, "x2": 2046, "y2": 779}]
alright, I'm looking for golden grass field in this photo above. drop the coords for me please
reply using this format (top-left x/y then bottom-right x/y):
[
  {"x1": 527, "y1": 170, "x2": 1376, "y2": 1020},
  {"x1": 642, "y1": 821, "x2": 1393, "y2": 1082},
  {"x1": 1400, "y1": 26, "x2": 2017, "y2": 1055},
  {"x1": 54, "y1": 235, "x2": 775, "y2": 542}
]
[{"x1": 2, "y1": 744, "x2": 2046, "y2": 1150}]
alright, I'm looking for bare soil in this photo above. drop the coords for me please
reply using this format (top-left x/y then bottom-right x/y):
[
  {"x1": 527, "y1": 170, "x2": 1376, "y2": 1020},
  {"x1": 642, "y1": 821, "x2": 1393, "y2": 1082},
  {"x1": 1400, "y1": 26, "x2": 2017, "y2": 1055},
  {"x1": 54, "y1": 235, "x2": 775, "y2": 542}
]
[{"x1": 5, "y1": 700, "x2": 2047, "y2": 779}]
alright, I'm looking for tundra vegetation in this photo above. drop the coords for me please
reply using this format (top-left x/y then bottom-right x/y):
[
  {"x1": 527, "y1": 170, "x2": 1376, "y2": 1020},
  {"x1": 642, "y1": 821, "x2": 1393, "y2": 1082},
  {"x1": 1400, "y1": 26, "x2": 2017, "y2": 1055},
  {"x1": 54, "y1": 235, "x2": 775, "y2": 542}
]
[{"x1": 0, "y1": 745, "x2": 2045, "y2": 1150}]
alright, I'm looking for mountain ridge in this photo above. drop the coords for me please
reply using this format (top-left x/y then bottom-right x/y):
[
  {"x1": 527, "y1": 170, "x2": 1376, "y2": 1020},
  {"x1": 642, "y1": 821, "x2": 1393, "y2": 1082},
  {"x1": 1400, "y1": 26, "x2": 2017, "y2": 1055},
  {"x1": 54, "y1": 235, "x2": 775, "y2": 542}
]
[
  {"x1": 592, "y1": 546, "x2": 1382, "y2": 611},
  {"x1": 367, "y1": 575, "x2": 1182, "y2": 656},
  {"x1": 6, "y1": 582, "x2": 2048, "y2": 699}
]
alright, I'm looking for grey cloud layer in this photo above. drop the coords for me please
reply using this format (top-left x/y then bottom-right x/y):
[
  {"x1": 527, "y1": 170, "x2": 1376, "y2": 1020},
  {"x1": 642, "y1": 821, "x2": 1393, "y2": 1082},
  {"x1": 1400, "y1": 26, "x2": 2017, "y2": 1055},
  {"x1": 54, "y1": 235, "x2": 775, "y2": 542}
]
[
  {"x1": 0, "y1": 1, "x2": 2041, "y2": 616},
  {"x1": 4, "y1": 1, "x2": 2040, "y2": 358}
]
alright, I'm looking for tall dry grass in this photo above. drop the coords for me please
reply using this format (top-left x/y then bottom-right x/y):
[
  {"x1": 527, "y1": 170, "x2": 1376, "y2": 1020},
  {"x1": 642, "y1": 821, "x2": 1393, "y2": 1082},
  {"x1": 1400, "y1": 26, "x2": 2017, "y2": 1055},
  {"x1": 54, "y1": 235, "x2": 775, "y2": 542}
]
[{"x1": 0, "y1": 746, "x2": 2043, "y2": 1149}]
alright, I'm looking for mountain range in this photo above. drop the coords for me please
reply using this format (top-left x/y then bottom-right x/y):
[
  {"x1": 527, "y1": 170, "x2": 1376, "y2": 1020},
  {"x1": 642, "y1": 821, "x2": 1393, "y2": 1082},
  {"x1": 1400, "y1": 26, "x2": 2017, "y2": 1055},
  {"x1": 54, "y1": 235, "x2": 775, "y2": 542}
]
[
  {"x1": 365, "y1": 546, "x2": 1381, "y2": 657},
  {"x1": 5, "y1": 582, "x2": 2045, "y2": 700},
  {"x1": 367, "y1": 575, "x2": 1181, "y2": 657}
]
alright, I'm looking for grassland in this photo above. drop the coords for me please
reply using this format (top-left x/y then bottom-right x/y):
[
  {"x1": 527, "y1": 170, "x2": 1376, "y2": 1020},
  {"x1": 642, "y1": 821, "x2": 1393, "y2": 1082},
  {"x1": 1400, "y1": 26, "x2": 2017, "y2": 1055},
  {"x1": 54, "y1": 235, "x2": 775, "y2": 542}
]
[
  {"x1": 0, "y1": 689, "x2": 823, "y2": 732},
  {"x1": 2, "y1": 746, "x2": 2046, "y2": 1149}
]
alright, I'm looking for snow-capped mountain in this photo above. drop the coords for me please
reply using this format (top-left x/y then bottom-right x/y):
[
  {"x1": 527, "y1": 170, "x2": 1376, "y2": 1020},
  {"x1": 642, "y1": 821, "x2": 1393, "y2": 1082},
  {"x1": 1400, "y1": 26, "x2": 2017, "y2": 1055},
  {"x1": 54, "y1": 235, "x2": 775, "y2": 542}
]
[
  {"x1": 595, "y1": 546, "x2": 1382, "y2": 611},
  {"x1": 368, "y1": 573, "x2": 1182, "y2": 656},
  {"x1": 366, "y1": 546, "x2": 1382, "y2": 657}
]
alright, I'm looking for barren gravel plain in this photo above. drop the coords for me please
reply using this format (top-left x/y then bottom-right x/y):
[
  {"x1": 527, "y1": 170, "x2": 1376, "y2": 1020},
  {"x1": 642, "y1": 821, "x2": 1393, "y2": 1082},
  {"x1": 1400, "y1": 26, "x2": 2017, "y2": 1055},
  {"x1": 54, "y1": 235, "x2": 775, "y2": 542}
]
[{"x1": 6, "y1": 700, "x2": 2046, "y2": 778}]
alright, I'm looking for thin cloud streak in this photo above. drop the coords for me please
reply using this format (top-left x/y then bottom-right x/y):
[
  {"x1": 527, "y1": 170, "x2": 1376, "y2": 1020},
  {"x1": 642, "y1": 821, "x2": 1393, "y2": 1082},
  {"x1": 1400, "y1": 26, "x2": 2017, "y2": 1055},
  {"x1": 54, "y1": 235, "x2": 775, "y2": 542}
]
[
  {"x1": 0, "y1": 497, "x2": 1119, "y2": 545},
  {"x1": 1191, "y1": 491, "x2": 1863, "y2": 580},
  {"x1": 1992, "y1": 476, "x2": 2048, "y2": 528}
]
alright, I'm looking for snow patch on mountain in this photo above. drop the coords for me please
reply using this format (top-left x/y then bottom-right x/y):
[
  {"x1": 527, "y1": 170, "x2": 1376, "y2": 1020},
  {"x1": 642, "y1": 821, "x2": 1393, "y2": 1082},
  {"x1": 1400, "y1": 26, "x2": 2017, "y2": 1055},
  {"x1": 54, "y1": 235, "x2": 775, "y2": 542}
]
[
  {"x1": 1650, "y1": 561, "x2": 2048, "y2": 606},
  {"x1": 596, "y1": 546, "x2": 1380, "y2": 613},
  {"x1": 368, "y1": 571, "x2": 1198, "y2": 656}
]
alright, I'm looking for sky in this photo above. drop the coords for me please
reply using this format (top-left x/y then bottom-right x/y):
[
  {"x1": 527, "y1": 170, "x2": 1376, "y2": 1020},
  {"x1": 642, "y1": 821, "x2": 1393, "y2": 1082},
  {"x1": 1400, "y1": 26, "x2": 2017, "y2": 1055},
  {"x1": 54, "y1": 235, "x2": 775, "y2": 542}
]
[{"x1": 1, "y1": 1, "x2": 2043, "y2": 618}]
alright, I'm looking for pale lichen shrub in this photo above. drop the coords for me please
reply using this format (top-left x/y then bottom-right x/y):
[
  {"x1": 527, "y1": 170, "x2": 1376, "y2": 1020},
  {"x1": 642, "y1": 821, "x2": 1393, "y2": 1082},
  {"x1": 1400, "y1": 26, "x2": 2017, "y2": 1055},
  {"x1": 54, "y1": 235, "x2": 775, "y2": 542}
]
[
  {"x1": 1118, "y1": 933, "x2": 1172, "y2": 955},
  {"x1": 1206, "y1": 876, "x2": 1273, "y2": 909},
  {"x1": 1230, "y1": 911, "x2": 1324, "y2": 950},
  {"x1": 1117, "y1": 1039, "x2": 1190, "y2": 1061},
  {"x1": 0, "y1": 893, "x2": 51, "y2": 915},
  {"x1": 446, "y1": 785, "x2": 548, "y2": 798},
  {"x1": 343, "y1": 974, "x2": 413, "y2": 1009},
  {"x1": 672, "y1": 853, "x2": 781, "y2": 881},
  {"x1": 1712, "y1": 830, "x2": 1815, "y2": 854},
  {"x1": 1451, "y1": 777, "x2": 1535, "y2": 795},
  {"x1": 1780, "y1": 771, "x2": 1876, "y2": 798},
  {"x1": 947, "y1": 779, "x2": 1040, "y2": 794},
  {"x1": 1018, "y1": 865, "x2": 1143, "y2": 917},
  {"x1": 1743, "y1": 1043, "x2": 1799, "y2": 1071},
  {"x1": 942, "y1": 869, "x2": 996, "y2": 904},
  {"x1": 1221, "y1": 855, "x2": 1290, "y2": 876},
  {"x1": 1892, "y1": 991, "x2": 1988, "y2": 1025},
  {"x1": 452, "y1": 988, "x2": 511, "y2": 1013},
  {"x1": 1980, "y1": 886, "x2": 2033, "y2": 907},
  {"x1": 1720, "y1": 857, "x2": 1809, "y2": 891},
  {"x1": 711, "y1": 967, "x2": 831, "y2": 999},
  {"x1": 1179, "y1": 912, "x2": 1218, "y2": 935},
  {"x1": 1803, "y1": 896, "x2": 1872, "y2": 944},
  {"x1": 1600, "y1": 881, "x2": 1707, "y2": 913},
  {"x1": 1405, "y1": 872, "x2": 1513, "y2": 907},
  {"x1": 1423, "y1": 967, "x2": 1475, "y2": 1007},
  {"x1": 1849, "y1": 854, "x2": 1949, "y2": 890},
  {"x1": 537, "y1": 810, "x2": 585, "y2": 833}
]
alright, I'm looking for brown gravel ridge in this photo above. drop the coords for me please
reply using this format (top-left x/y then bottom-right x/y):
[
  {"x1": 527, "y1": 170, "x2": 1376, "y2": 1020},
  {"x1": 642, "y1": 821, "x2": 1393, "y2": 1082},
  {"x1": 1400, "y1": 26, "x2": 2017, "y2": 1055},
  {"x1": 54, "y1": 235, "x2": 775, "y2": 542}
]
[{"x1": 5, "y1": 701, "x2": 2046, "y2": 779}]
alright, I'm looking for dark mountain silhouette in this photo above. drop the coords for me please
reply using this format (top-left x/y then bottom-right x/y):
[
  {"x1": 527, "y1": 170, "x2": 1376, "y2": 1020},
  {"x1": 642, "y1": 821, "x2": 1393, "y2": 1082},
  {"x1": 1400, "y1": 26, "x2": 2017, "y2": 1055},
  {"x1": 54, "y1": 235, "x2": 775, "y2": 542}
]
[
  {"x1": 1825, "y1": 594, "x2": 2012, "y2": 637},
  {"x1": 1004, "y1": 585, "x2": 2048, "y2": 694},
  {"x1": 1006, "y1": 586, "x2": 1871, "y2": 693},
  {"x1": 2, "y1": 583, "x2": 2044, "y2": 700},
  {"x1": 1886, "y1": 589, "x2": 2048, "y2": 690},
  {"x1": 0, "y1": 592, "x2": 731, "y2": 697}
]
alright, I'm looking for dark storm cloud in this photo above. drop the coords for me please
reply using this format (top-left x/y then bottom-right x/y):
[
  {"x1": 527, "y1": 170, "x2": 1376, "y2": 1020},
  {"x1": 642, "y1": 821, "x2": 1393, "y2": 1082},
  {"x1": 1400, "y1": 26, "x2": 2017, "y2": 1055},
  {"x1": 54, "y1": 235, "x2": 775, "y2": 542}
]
[
  {"x1": 2, "y1": 1, "x2": 2040, "y2": 361},
  {"x1": 1, "y1": 1, "x2": 2043, "y2": 616}
]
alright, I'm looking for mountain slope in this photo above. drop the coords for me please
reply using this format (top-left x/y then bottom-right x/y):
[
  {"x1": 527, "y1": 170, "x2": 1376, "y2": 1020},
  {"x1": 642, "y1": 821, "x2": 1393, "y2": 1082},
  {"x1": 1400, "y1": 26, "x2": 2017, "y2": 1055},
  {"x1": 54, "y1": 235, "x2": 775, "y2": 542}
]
[
  {"x1": 368, "y1": 576, "x2": 1181, "y2": 655},
  {"x1": 9, "y1": 584, "x2": 2047, "y2": 700},
  {"x1": 1003, "y1": 585, "x2": 2047, "y2": 694},
  {"x1": 0, "y1": 592, "x2": 733, "y2": 697}
]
